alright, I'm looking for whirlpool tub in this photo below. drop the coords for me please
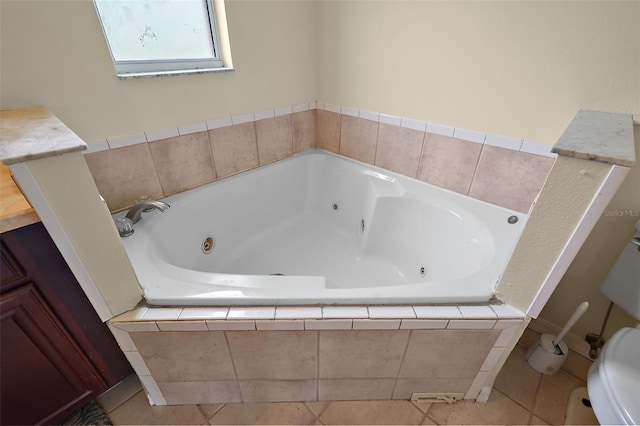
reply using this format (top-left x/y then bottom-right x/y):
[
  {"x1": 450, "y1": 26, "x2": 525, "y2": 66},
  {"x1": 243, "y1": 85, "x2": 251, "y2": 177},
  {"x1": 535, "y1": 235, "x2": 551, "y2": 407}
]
[{"x1": 119, "y1": 150, "x2": 526, "y2": 306}]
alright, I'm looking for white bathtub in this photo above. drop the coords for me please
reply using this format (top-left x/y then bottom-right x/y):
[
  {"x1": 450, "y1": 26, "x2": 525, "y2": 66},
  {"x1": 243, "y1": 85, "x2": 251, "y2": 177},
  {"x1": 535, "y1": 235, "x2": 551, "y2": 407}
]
[{"x1": 120, "y1": 150, "x2": 525, "y2": 306}]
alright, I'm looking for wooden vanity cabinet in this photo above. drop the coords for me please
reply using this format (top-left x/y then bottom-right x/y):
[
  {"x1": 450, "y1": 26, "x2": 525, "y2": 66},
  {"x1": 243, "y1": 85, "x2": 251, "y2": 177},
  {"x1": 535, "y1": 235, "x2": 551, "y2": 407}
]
[{"x1": 0, "y1": 222, "x2": 133, "y2": 425}]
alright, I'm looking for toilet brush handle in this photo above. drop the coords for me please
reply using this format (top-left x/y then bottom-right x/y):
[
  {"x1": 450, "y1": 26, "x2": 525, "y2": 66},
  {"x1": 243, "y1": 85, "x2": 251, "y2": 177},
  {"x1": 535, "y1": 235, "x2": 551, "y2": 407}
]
[{"x1": 555, "y1": 301, "x2": 589, "y2": 345}]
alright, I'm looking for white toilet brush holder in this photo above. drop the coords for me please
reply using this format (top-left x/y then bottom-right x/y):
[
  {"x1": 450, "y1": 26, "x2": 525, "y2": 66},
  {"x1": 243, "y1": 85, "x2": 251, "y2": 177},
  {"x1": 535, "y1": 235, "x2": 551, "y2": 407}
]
[
  {"x1": 526, "y1": 301, "x2": 589, "y2": 375},
  {"x1": 526, "y1": 333, "x2": 569, "y2": 375}
]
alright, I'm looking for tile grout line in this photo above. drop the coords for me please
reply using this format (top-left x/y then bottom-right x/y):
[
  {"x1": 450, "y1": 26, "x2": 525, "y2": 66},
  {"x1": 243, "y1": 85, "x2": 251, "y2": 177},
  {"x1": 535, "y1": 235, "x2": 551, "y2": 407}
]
[
  {"x1": 103, "y1": 387, "x2": 144, "y2": 416},
  {"x1": 196, "y1": 403, "x2": 222, "y2": 423},
  {"x1": 414, "y1": 131, "x2": 428, "y2": 181},
  {"x1": 390, "y1": 328, "x2": 414, "y2": 399},
  {"x1": 524, "y1": 342, "x2": 546, "y2": 423},
  {"x1": 414, "y1": 402, "x2": 431, "y2": 426}
]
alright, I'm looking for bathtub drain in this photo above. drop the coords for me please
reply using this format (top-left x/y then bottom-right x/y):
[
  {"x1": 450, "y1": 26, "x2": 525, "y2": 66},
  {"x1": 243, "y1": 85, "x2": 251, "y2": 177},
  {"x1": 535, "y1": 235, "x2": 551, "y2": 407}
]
[
  {"x1": 202, "y1": 235, "x2": 215, "y2": 254},
  {"x1": 419, "y1": 266, "x2": 426, "y2": 277}
]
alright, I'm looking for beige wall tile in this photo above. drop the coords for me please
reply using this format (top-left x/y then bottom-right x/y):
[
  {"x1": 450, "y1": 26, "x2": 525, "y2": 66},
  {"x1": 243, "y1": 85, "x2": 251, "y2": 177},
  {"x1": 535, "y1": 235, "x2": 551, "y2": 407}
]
[
  {"x1": 227, "y1": 331, "x2": 317, "y2": 380},
  {"x1": 148, "y1": 131, "x2": 216, "y2": 195},
  {"x1": 469, "y1": 146, "x2": 555, "y2": 213},
  {"x1": 85, "y1": 144, "x2": 163, "y2": 211},
  {"x1": 209, "y1": 402, "x2": 316, "y2": 425},
  {"x1": 255, "y1": 115, "x2": 293, "y2": 164},
  {"x1": 208, "y1": 122, "x2": 259, "y2": 178},
  {"x1": 316, "y1": 109, "x2": 341, "y2": 153},
  {"x1": 239, "y1": 380, "x2": 317, "y2": 402},
  {"x1": 319, "y1": 401, "x2": 424, "y2": 425},
  {"x1": 130, "y1": 331, "x2": 235, "y2": 382},
  {"x1": 399, "y1": 329, "x2": 500, "y2": 378},
  {"x1": 392, "y1": 377, "x2": 473, "y2": 400},
  {"x1": 417, "y1": 133, "x2": 483, "y2": 195},
  {"x1": 318, "y1": 379, "x2": 395, "y2": 400},
  {"x1": 375, "y1": 123, "x2": 425, "y2": 178},
  {"x1": 319, "y1": 330, "x2": 409, "y2": 379},
  {"x1": 292, "y1": 110, "x2": 316, "y2": 153},
  {"x1": 339, "y1": 115, "x2": 379, "y2": 164},
  {"x1": 159, "y1": 380, "x2": 242, "y2": 404}
]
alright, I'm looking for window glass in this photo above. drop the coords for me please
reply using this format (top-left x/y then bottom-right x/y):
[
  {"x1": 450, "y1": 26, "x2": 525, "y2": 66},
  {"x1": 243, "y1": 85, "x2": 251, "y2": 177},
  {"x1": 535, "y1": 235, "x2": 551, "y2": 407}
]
[{"x1": 94, "y1": 0, "x2": 224, "y2": 76}]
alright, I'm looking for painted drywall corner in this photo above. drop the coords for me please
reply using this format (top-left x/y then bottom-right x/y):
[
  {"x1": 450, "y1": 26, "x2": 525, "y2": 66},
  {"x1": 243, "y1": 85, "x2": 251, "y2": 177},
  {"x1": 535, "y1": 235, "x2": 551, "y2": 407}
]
[
  {"x1": 15, "y1": 152, "x2": 142, "y2": 319},
  {"x1": 495, "y1": 156, "x2": 613, "y2": 314}
]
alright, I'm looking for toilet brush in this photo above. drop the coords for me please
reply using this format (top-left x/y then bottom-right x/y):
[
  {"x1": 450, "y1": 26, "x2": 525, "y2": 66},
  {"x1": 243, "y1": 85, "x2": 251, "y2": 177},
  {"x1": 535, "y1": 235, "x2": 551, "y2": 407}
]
[{"x1": 526, "y1": 301, "x2": 589, "y2": 375}]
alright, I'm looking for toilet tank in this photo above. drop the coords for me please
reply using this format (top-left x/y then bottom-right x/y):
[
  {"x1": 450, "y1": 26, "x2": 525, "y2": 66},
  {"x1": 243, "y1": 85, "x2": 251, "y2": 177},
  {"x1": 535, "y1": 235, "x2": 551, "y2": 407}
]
[{"x1": 600, "y1": 220, "x2": 640, "y2": 321}]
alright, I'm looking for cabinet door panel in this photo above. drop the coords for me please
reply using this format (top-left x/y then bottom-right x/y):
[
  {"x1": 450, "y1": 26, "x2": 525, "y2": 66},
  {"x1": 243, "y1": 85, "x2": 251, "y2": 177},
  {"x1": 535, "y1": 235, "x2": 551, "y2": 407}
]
[{"x1": 0, "y1": 285, "x2": 98, "y2": 425}]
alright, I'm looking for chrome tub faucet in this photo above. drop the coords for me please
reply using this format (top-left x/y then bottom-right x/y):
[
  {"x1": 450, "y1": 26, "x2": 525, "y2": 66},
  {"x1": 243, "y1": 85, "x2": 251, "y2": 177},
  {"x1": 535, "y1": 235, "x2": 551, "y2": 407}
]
[{"x1": 115, "y1": 200, "x2": 170, "y2": 237}]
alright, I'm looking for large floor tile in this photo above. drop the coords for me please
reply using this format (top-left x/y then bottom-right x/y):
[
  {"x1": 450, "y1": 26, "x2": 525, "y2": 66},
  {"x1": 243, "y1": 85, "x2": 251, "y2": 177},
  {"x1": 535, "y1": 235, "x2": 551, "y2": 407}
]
[
  {"x1": 305, "y1": 401, "x2": 331, "y2": 417},
  {"x1": 319, "y1": 400, "x2": 425, "y2": 425},
  {"x1": 107, "y1": 391, "x2": 205, "y2": 425},
  {"x1": 561, "y1": 351, "x2": 593, "y2": 382},
  {"x1": 494, "y1": 345, "x2": 541, "y2": 410},
  {"x1": 208, "y1": 402, "x2": 316, "y2": 425},
  {"x1": 533, "y1": 370, "x2": 586, "y2": 425},
  {"x1": 98, "y1": 374, "x2": 142, "y2": 413},
  {"x1": 427, "y1": 389, "x2": 531, "y2": 425},
  {"x1": 517, "y1": 328, "x2": 541, "y2": 350},
  {"x1": 198, "y1": 404, "x2": 225, "y2": 419}
]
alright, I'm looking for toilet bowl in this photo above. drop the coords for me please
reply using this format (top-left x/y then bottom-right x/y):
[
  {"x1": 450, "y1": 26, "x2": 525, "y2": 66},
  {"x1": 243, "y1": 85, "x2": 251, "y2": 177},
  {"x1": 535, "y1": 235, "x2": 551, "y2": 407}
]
[
  {"x1": 587, "y1": 327, "x2": 640, "y2": 425},
  {"x1": 586, "y1": 220, "x2": 640, "y2": 425}
]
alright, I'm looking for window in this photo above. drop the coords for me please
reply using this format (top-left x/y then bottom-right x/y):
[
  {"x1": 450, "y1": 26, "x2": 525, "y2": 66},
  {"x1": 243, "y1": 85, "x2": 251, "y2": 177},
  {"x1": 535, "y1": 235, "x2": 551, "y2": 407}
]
[{"x1": 93, "y1": 0, "x2": 230, "y2": 77}]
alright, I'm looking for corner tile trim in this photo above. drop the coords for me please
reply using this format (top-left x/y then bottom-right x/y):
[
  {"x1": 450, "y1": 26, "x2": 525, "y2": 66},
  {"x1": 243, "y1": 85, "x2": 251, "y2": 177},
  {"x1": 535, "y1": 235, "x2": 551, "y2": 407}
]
[
  {"x1": 87, "y1": 100, "x2": 555, "y2": 161},
  {"x1": 109, "y1": 303, "x2": 525, "y2": 331}
]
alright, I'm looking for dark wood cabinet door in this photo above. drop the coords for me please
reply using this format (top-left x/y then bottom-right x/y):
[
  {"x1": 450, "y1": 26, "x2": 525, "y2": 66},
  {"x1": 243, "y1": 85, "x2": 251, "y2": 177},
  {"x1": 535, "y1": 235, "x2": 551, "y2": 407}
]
[
  {"x1": 1, "y1": 284, "x2": 100, "y2": 425},
  {"x1": 0, "y1": 223, "x2": 133, "y2": 425}
]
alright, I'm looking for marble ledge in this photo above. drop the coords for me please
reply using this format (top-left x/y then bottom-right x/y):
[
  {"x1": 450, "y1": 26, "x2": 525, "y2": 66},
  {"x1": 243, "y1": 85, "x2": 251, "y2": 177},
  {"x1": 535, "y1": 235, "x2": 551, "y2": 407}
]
[
  {"x1": 0, "y1": 107, "x2": 87, "y2": 165},
  {"x1": 552, "y1": 110, "x2": 635, "y2": 167}
]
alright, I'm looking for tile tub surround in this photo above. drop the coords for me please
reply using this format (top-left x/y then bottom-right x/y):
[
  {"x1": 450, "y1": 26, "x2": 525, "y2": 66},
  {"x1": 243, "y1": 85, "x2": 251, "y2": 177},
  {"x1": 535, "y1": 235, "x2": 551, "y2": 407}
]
[
  {"x1": 85, "y1": 109, "x2": 316, "y2": 212},
  {"x1": 316, "y1": 104, "x2": 556, "y2": 214},
  {"x1": 108, "y1": 305, "x2": 525, "y2": 406},
  {"x1": 99, "y1": 327, "x2": 592, "y2": 425},
  {"x1": 85, "y1": 102, "x2": 554, "y2": 214}
]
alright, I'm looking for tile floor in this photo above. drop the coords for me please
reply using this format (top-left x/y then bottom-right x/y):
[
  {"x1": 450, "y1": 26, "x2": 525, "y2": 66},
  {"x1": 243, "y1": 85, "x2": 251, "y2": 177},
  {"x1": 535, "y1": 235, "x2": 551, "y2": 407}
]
[{"x1": 99, "y1": 328, "x2": 598, "y2": 425}]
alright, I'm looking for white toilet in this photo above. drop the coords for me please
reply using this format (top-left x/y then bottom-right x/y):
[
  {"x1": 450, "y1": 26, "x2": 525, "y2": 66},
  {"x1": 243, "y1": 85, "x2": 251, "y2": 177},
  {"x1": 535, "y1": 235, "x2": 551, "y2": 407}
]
[{"x1": 587, "y1": 219, "x2": 640, "y2": 425}]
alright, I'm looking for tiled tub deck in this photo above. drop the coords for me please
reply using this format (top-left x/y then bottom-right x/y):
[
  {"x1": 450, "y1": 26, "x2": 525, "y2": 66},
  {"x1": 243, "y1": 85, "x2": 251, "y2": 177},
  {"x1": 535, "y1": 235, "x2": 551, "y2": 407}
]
[{"x1": 108, "y1": 304, "x2": 527, "y2": 406}]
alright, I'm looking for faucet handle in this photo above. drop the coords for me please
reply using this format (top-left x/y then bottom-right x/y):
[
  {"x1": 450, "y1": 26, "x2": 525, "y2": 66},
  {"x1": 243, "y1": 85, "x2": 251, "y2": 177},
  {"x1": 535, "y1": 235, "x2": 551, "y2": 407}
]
[{"x1": 115, "y1": 217, "x2": 134, "y2": 237}]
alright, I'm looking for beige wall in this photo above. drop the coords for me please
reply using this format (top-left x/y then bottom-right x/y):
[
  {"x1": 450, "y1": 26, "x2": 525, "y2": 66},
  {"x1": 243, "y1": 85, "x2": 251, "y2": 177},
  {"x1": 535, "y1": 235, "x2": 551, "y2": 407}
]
[
  {"x1": 0, "y1": 0, "x2": 317, "y2": 141},
  {"x1": 316, "y1": 1, "x2": 639, "y2": 145}
]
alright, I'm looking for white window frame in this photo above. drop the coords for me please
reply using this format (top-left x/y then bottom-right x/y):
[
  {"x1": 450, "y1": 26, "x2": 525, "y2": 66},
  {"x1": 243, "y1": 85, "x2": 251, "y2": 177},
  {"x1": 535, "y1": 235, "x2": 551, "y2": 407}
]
[{"x1": 93, "y1": 0, "x2": 231, "y2": 78}]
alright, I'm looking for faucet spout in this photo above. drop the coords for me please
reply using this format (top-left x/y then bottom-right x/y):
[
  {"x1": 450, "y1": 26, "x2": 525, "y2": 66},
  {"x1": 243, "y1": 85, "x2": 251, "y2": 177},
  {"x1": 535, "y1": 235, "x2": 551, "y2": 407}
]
[{"x1": 125, "y1": 200, "x2": 170, "y2": 224}]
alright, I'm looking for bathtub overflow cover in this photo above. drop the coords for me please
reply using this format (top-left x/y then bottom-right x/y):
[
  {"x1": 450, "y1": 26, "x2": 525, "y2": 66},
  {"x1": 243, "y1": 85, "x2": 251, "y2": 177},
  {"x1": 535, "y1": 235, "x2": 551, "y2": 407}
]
[
  {"x1": 202, "y1": 235, "x2": 215, "y2": 254},
  {"x1": 507, "y1": 215, "x2": 519, "y2": 224},
  {"x1": 420, "y1": 266, "x2": 426, "y2": 277},
  {"x1": 331, "y1": 203, "x2": 339, "y2": 211}
]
